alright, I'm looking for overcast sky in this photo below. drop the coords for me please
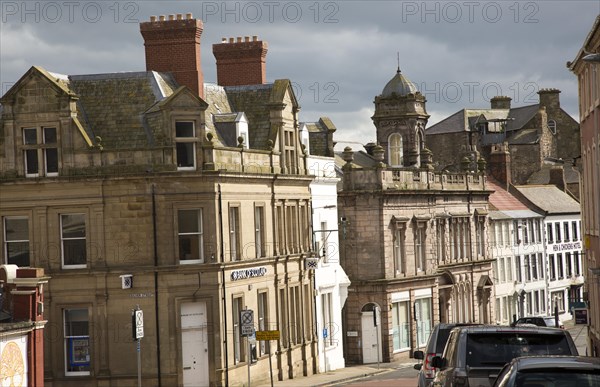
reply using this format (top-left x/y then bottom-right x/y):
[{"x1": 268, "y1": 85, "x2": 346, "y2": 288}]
[{"x1": 2, "y1": 1, "x2": 598, "y2": 147}]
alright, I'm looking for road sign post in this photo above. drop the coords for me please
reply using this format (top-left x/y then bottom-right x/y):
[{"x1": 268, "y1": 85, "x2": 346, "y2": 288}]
[
  {"x1": 240, "y1": 309, "x2": 254, "y2": 387},
  {"x1": 132, "y1": 306, "x2": 143, "y2": 387}
]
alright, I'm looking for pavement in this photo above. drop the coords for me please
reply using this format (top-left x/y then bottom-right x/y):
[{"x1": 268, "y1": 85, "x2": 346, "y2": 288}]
[
  {"x1": 255, "y1": 359, "x2": 413, "y2": 387},
  {"x1": 255, "y1": 319, "x2": 591, "y2": 387},
  {"x1": 564, "y1": 318, "x2": 590, "y2": 356}
]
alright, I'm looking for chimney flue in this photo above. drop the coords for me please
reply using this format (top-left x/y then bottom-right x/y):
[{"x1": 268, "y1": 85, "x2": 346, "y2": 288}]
[{"x1": 140, "y1": 14, "x2": 205, "y2": 98}]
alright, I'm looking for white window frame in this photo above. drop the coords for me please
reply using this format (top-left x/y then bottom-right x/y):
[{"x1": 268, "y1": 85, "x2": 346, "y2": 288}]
[
  {"x1": 175, "y1": 121, "x2": 196, "y2": 171},
  {"x1": 257, "y1": 291, "x2": 268, "y2": 356},
  {"x1": 232, "y1": 296, "x2": 244, "y2": 364},
  {"x1": 64, "y1": 308, "x2": 91, "y2": 376},
  {"x1": 254, "y1": 206, "x2": 265, "y2": 258},
  {"x1": 229, "y1": 206, "x2": 241, "y2": 261},
  {"x1": 22, "y1": 126, "x2": 59, "y2": 177},
  {"x1": 3, "y1": 216, "x2": 30, "y2": 266},
  {"x1": 414, "y1": 223, "x2": 426, "y2": 272},
  {"x1": 177, "y1": 209, "x2": 204, "y2": 264},
  {"x1": 394, "y1": 227, "x2": 406, "y2": 275},
  {"x1": 322, "y1": 292, "x2": 335, "y2": 347},
  {"x1": 388, "y1": 133, "x2": 403, "y2": 167},
  {"x1": 61, "y1": 214, "x2": 87, "y2": 269}
]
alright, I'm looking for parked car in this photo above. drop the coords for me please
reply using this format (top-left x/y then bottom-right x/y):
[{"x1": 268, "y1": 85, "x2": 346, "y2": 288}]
[
  {"x1": 493, "y1": 356, "x2": 600, "y2": 387},
  {"x1": 510, "y1": 316, "x2": 565, "y2": 329},
  {"x1": 430, "y1": 325, "x2": 578, "y2": 387},
  {"x1": 413, "y1": 323, "x2": 478, "y2": 387}
]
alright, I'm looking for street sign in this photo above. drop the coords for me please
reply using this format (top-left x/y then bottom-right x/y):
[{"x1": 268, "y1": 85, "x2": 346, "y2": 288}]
[
  {"x1": 305, "y1": 257, "x2": 319, "y2": 270},
  {"x1": 373, "y1": 305, "x2": 380, "y2": 326},
  {"x1": 323, "y1": 327, "x2": 328, "y2": 338},
  {"x1": 256, "y1": 330, "x2": 280, "y2": 341},
  {"x1": 132, "y1": 309, "x2": 144, "y2": 340},
  {"x1": 240, "y1": 309, "x2": 254, "y2": 337}
]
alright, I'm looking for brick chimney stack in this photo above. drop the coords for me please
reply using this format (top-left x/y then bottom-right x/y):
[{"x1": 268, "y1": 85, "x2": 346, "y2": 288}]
[
  {"x1": 212, "y1": 36, "x2": 268, "y2": 86},
  {"x1": 491, "y1": 96, "x2": 512, "y2": 109},
  {"x1": 549, "y1": 165, "x2": 566, "y2": 191},
  {"x1": 538, "y1": 88, "x2": 561, "y2": 110},
  {"x1": 140, "y1": 13, "x2": 204, "y2": 98},
  {"x1": 489, "y1": 142, "x2": 512, "y2": 189}
]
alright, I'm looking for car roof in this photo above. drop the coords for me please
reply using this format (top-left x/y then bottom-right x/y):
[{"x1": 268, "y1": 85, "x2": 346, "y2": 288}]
[
  {"x1": 512, "y1": 356, "x2": 600, "y2": 371},
  {"x1": 453, "y1": 325, "x2": 568, "y2": 335}
]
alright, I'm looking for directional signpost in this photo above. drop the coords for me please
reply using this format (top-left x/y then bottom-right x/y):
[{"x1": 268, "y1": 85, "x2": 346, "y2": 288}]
[{"x1": 255, "y1": 330, "x2": 280, "y2": 387}]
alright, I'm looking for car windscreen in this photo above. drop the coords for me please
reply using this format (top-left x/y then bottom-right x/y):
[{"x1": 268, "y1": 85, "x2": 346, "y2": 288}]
[
  {"x1": 465, "y1": 333, "x2": 574, "y2": 367},
  {"x1": 515, "y1": 369, "x2": 600, "y2": 387}
]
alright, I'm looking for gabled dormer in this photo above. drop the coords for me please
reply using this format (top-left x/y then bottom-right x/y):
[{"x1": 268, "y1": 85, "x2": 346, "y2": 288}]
[
  {"x1": 147, "y1": 86, "x2": 208, "y2": 171},
  {"x1": 0, "y1": 66, "x2": 94, "y2": 179}
]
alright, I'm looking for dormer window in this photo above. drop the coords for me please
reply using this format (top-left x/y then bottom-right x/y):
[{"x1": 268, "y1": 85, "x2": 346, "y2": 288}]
[
  {"x1": 22, "y1": 126, "x2": 58, "y2": 177},
  {"x1": 175, "y1": 121, "x2": 196, "y2": 170}
]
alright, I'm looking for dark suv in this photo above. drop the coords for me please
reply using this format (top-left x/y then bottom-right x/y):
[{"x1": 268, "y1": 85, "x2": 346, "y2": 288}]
[
  {"x1": 430, "y1": 325, "x2": 578, "y2": 387},
  {"x1": 413, "y1": 323, "x2": 478, "y2": 387}
]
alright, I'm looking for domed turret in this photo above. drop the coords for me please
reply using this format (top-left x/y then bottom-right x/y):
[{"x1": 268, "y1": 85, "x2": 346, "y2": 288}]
[
  {"x1": 372, "y1": 66, "x2": 429, "y2": 168},
  {"x1": 380, "y1": 68, "x2": 418, "y2": 97}
]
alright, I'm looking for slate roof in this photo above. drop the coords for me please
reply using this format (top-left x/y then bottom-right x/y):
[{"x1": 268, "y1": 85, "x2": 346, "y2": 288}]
[
  {"x1": 426, "y1": 103, "x2": 543, "y2": 136},
  {"x1": 426, "y1": 108, "x2": 511, "y2": 134},
  {"x1": 301, "y1": 117, "x2": 336, "y2": 157},
  {"x1": 68, "y1": 71, "x2": 178, "y2": 149},
  {"x1": 204, "y1": 82, "x2": 233, "y2": 146},
  {"x1": 513, "y1": 185, "x2": 580, "y2": 214},
  {"x1": 507, "y1": 128, "x2": 539, "y2": 145},
  {"x1": 223, "y1": 83, "x2": 275, "y2": 150},
  {"x1": 213, "y1": 113, "x2": 242, "y2": 147},
  {"x1": 334, "y1": 150, "x2": 378, "y2": 169},
  {"x1": 505, "y1": 105, "x2": 539, "y2": 131},
  {"x1": 527, "y1": 162, "x2": 580, "y2": 185}
]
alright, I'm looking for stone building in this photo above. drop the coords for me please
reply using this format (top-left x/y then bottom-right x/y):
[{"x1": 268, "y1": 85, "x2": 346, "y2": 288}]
[
  {"x1": 426, "y1": 90, "x2": 580, "y2": 189},
  {"x1": 337, "y1": 68, "x2": 494, "y2": 365},
  {"x1": 0, "y1": 14, "x2": 323, "y2": 387},
  {"x1": 569, "y1": 14, "x2": 600, "y2": 358}
]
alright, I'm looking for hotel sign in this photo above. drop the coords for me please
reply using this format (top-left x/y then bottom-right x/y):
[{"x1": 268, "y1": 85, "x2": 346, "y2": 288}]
[
  {"x1": 231, "y1": 267, "x2": 267, "y2": 281},
  {"x1": 552, "y1": 241, "x2": 582, "y2": 252}
]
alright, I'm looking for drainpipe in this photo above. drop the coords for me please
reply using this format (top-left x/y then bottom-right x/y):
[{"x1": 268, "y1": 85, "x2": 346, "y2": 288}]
[
  {"x1": 152, "y1": 184, "x2": 162, "y2": 387},
  {"x1": 219, "y1": 184, "x2": 229, "y2": 387}
]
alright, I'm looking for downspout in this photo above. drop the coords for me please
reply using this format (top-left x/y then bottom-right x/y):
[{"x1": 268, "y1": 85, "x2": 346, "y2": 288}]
[
  {"x1": 152, "y1": 184, "x2": 162, "y2": 387},
  {"x1": 219, "y1": 184, "x2": 229, "y2": 387}
]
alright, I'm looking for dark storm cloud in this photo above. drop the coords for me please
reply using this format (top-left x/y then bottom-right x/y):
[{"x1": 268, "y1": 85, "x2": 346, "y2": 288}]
[{"x1": 1, "y1": 0, "x2": 598, "y2": 144}]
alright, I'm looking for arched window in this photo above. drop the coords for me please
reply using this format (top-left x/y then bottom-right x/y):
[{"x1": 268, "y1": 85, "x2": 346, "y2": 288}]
[
  {"x1": 388, "y1": 133, "x2": 403, "y2": 166},
  {"x1": 548, "y1": 120, "x2": 557, "y2": 135}
]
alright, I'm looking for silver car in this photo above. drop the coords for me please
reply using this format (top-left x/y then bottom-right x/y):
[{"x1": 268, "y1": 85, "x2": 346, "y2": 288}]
[{"x1": 493, "y1": 356, "x2": 600, "y2": 387}]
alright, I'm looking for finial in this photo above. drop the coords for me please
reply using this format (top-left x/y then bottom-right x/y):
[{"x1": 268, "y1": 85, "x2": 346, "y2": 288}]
[{"x1": 397, "y1": 52, "x2": 401, "y2": 73}]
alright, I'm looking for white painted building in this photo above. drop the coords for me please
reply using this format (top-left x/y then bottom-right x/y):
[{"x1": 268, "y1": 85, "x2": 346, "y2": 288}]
[
  {"x1": 514, "y1": 184, "x2": 584, "y2": 322},
  {"x1": 488, "y1": 179, "x2": 546, "y2": 324},
  {"x1": 301, "y1": 119, "x2": 351, "y2": 372}
]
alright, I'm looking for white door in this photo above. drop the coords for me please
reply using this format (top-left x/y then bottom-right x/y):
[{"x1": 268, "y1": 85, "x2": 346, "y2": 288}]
[
  {"x1": 181, "y1": 302, "x2": 209, "y2": 387},
  {"x1": 361, "y1": 311, "x2": 381, "y2": 364}
]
